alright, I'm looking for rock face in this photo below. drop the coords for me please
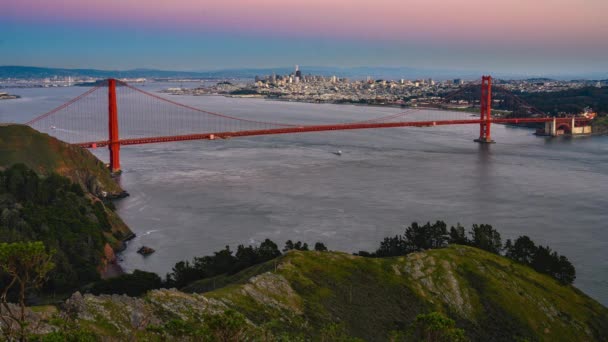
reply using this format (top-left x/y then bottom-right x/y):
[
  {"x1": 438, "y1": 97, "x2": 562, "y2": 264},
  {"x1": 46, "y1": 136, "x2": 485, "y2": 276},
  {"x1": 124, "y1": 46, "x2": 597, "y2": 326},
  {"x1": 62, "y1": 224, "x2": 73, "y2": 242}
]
[
  {"x1": 137, "y1": 246, "x2": 155, "y2": 256},
  {"x1": 57, "y1": 290, "x2": 229, "y2": 336},
  {"x1": 18, "y1": 247, "x2": 608, "y2": 341}
]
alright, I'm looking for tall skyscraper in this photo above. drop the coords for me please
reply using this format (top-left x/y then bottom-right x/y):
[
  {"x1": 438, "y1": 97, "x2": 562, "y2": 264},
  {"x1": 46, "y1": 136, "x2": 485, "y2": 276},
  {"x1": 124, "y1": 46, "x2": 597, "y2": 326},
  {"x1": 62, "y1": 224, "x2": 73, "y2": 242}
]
[{"x1": 295, "y1": 65, "x2": 302, "y2": 78}]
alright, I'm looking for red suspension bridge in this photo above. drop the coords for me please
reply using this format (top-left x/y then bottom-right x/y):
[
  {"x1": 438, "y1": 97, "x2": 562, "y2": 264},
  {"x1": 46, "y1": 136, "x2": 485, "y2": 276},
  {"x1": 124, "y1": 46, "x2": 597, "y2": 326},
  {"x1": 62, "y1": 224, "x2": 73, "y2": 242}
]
[{"x1": 25, "y1": 76, "x2": 589, "y2": 173}]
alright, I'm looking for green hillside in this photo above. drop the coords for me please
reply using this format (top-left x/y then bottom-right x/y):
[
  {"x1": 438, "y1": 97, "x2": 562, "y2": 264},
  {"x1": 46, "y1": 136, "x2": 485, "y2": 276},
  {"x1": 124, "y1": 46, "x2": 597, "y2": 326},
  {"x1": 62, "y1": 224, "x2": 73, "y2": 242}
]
[
  {"x1": 29, "y1": 246, "x2": 608, "y2": 341},
  {"x1": 0, "y1": 125, "x2": 133, "y2": 278},
  {"x1": 0, "y1": 124, "x2": 122, "y2": 196}
]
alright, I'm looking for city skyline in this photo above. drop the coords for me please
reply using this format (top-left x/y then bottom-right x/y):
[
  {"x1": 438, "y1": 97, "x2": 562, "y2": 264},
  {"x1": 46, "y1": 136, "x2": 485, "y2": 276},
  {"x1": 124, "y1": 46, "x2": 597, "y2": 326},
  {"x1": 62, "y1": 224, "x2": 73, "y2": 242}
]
[{"x1": 3, "y1": 0, "x2": 608, "y2": 75}]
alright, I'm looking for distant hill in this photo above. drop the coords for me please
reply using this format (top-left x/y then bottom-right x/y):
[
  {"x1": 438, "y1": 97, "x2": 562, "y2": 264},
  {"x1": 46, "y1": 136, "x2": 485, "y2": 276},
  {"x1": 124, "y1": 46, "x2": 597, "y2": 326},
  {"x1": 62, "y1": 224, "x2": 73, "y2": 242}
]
[
  {"x1": 0, "y1": 66, "x2": 211, "y2": 79},
  {"x1": 2, "y1": 65, "x2": 606, "y2": 82},
  {"x1": 0, "y1": 125, "x2": 122, "y2": 196},
  {"x1": 26, "y1": 246, "x2": 608, "y2": 341},
  {"x1": 0, "y1": 65, "x2": 484, "y2": 80},
  {"x1": 0, "y1": 65, "x2": 477, "y2": 80}
]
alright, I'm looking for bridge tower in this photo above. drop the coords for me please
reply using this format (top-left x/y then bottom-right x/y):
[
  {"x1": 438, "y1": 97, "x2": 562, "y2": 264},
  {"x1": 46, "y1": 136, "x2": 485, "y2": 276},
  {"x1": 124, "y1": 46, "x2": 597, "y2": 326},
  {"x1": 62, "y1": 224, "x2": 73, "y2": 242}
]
[
  {"x1": 108, "y1": 79, "x2": 121, "y2": 173},
  {"x1": 475, "y1": 75, "x2": 495, "y2": 143}
]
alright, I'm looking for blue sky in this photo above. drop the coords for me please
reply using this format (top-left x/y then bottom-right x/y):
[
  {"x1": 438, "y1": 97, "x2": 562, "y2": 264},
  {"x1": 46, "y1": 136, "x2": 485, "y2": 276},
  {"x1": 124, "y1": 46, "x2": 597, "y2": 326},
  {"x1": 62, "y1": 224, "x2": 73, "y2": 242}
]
[{"x1": 3, "y1": 0, "x2": 608, "y2": 75}]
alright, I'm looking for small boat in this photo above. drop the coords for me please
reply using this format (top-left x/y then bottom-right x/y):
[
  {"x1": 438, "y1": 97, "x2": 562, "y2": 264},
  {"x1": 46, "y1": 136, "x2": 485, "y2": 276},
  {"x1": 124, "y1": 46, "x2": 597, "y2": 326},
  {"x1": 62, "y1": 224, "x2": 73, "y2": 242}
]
[
  {"x1": 50, "y1": 125, "x2": 56, "y2": 130},
  {"x1": 333, "y1": 150, "x2": 342, "y2": 156}
]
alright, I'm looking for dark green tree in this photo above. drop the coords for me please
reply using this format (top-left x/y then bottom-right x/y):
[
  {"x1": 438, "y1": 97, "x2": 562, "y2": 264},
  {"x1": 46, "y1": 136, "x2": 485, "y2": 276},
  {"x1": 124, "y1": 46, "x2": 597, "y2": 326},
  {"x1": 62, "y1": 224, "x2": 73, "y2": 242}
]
[
  {"x1": 0, "y1": 241, "x2": 55, "y2": 341},
  {"x1": 257, "y1": 239, "x2": 281, "y2": 260},
  {"x1": 375, "y1": 235, "x2": 408, "y2": 257},
  {"x1": 505, "y1": 236, "x2": 537, "y2": 264},
  {"x1": 88, "y1": 270, "x2": 162, "y2": 297},
  {"x1": 448, "y1": 224, "x2": 468, "y2": 245},
  {"x1": 404, "y1": 221, "x2": 448, "y2": 251},
  {"x1": 469, "y1": 224, "x2": 501, "y2": 254},
  {"x1": 293, "y1": 241, "x2": 309, "y2": 251},
  {"x1": 314, "y1": 242, "x2": 328, "y2": 251},
  {"x1": 283, "y1": 240, "x2": 295, "y2": 252}
]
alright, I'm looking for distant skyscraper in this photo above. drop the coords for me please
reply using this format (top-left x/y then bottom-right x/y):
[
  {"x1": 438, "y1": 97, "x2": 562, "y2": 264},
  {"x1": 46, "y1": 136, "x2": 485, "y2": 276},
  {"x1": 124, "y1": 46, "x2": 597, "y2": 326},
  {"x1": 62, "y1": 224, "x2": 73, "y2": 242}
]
[{"x1": 295, "y1": 64, "x2": 302, "y2": 79}]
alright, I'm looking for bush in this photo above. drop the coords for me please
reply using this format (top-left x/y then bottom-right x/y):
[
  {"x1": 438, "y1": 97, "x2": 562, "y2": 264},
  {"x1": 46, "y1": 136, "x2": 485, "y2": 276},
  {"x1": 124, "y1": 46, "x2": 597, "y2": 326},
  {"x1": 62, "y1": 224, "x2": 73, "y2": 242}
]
[{"x1": 88, "y1": 270, "x2": 162, "y2": 296}]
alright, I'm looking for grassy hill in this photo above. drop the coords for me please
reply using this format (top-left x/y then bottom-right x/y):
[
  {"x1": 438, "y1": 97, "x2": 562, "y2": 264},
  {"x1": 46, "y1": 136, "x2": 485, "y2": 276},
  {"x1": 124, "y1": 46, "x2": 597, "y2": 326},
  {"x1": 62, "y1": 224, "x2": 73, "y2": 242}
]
[
  {"x1": 29, "y1": 246, "x2": 608, "y2": 341},
  {"x1": 0, "y1": 125, "x2": 132, "y2": 252},
  {"x1": 0, "y1": 124, "x2": 122, "y2": 196}
]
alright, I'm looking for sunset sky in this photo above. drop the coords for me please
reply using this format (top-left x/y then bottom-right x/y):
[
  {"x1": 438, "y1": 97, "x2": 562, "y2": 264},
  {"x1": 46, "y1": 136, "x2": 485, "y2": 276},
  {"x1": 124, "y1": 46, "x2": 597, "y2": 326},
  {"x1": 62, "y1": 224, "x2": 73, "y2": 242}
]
[{"x1": 3, "y1": 0, "x2": 608, "y2": 74}]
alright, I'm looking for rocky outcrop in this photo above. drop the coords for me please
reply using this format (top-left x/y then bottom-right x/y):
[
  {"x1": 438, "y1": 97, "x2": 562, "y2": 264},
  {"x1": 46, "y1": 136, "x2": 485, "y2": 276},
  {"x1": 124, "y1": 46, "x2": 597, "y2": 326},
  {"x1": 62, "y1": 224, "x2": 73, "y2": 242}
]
[{"x1": 13, "y1": 248, "x2": 608, "y2": 341}]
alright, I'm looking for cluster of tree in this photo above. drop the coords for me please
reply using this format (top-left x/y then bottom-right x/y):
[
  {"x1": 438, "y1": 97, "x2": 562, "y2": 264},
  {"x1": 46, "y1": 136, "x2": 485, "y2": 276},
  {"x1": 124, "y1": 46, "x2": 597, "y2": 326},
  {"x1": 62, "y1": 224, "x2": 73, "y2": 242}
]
[
  {"x1": 0, "y1": 164, "x2": 114, "y2": 293},
  {"x1": 87, "y1": 270, "x2": 162, "y2": 297},
  {"x1": 165, "y1": 239, "x2": 328, "y2": 289},
  {"x1": 443, "y1": 84, "x2": 608, "y2": 117},
  {"x1": 357, "y1": 221, "x2": 575, "y2": 285},
  {"x1": 519, "y1": 86, "x2": 608, "y2": 116},
  {"x1": 229, "y1": 89, "x2": 260, "y2": 95},
  {"x1": 86, "y1": 239, "x2": 330, "y2": 295},
  {"x1": 283, "y1": 240, "x2": 328, "y2": 252},
  {"x1": 505, "y1": 236, "x2": 576, "y2": 285}
]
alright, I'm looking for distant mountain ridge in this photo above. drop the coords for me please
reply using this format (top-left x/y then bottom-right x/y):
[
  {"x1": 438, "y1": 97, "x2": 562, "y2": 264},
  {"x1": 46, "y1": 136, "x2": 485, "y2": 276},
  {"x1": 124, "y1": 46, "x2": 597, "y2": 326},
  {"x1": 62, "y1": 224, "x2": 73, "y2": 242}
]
[
  {"x1": 1, "y1": 65, "x2": 607, "y2": 81},
  {"x1": 0, "y1": 66, "x2": 209, "y2": 79},
  {"x1": 1, "y1": 65, "x2": 477, "y2": 80}
]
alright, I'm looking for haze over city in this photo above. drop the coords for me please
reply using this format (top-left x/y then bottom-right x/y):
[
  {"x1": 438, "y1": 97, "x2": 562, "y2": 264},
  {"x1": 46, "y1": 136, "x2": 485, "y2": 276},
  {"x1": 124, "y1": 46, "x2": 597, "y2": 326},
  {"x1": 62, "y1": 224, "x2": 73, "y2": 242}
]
[{"x1": 3, "y1": 0, "x2": 608, "y2": 75}]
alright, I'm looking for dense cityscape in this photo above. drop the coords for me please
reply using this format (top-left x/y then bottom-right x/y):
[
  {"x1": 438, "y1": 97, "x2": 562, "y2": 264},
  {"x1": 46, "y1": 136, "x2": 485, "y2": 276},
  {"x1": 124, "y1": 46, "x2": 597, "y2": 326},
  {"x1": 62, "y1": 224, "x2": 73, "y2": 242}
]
[{"x1": 161, "y1": 65, "x2": 607, "y2": 108}]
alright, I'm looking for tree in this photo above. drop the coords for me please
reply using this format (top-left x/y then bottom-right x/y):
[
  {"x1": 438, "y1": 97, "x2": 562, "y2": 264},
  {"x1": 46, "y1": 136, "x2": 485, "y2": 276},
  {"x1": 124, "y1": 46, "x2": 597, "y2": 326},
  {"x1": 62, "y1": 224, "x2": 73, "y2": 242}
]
[
  {"x1": 404, "y1": 221, "x2": 448, "y2": 251},
  {"x1": 530, "y1": 246, "x2": 576, "y2": 285},
  {"x1": 165, "y1": 260, "x2": 202, "y2": 288},
  {"x1": 294, "y1": 241, "x2": 309, "y2": 251},
  {"x1": 448, "y1": 224, "x2": 468, "y2": 245},
  {"x1": 314, "y1": 242, "x2": 328, "y2": 251},
  {"x1": 505, "y1": 236, "x2": 537, "y2": 264},
  {"x1": 469, "y1": 224, "x2": 501, "y2": 254},
  {"x1": 0, "y1": 241, "x2": 55, "y2": 341},
  {"x1": 89, "y1": 270, "x2": 162, "y2": 297},
  {"x1": 283, "y1": 240, "x2": 295, "y2": 252},
  {"x1": 555, "y1": 255, "x2": 576, "y2": 285},
  {"x1": 284, "y1": 241, "x2": 309, "y2": 251},
  {"x1": 375, "y1": 235, "x2": 408, "y2": 257},
  {"x1": 404, "y1": 222, "x2": 427, "y2": 251},
  {"x1": 257, "y1": 239, "x2": 281, "y2": 260},
  {"x1": 409, "y1": 312, "x2": 468, "y2": 342}
]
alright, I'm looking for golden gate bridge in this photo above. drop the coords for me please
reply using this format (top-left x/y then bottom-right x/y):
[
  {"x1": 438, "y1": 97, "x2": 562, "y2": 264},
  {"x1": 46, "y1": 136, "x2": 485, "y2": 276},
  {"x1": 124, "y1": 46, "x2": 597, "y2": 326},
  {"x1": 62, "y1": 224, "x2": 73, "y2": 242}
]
[{"x1": 25, "y1": 76, "x2": 589, "y2": 173}]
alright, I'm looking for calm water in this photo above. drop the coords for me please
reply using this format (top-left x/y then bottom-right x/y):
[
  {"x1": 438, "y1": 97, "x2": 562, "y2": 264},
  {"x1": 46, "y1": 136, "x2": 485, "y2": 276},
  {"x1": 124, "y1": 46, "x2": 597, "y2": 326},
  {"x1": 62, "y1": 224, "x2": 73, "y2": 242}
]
[{"x1": 1, "y1": 83, "x2": 607, "y2": 305}]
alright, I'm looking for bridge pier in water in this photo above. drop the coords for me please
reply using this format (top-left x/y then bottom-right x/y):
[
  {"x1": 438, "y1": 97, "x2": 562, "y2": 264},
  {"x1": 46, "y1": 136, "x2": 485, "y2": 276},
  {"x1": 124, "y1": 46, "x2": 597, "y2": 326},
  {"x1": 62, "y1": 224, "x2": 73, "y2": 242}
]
[
  {"x1": 474, "y1": 75, "x2": 496, "y2": 144},
  {"x1": 540, "y1": 117, "x2": 593, "y2": 137},
  {"x1": 108, "y1": 79, "x2": 121, "y2": 173}
]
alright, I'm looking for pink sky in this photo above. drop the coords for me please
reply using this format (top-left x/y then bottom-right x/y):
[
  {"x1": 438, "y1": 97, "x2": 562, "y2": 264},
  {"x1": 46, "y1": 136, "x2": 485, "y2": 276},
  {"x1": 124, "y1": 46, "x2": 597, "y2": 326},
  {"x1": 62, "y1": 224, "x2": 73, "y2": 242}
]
[{"x1": 7, "y1": 0, "x2": 608, "y2": 44}]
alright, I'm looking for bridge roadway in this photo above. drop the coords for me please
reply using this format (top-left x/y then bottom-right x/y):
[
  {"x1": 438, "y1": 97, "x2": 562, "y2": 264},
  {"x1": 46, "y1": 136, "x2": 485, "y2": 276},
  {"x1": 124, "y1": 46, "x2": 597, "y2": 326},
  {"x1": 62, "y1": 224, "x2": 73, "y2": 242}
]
[{"x1": 75, "y1": 117, "x2": 584, "y2": 148}]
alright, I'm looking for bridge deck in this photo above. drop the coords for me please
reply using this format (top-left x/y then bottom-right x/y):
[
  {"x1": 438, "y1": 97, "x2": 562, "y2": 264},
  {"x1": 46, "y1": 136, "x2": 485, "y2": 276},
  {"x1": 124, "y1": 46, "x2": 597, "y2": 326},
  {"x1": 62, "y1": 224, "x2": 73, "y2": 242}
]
[{"x1": 75, "y1": 117, "x2": 585, "y2": 148}]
